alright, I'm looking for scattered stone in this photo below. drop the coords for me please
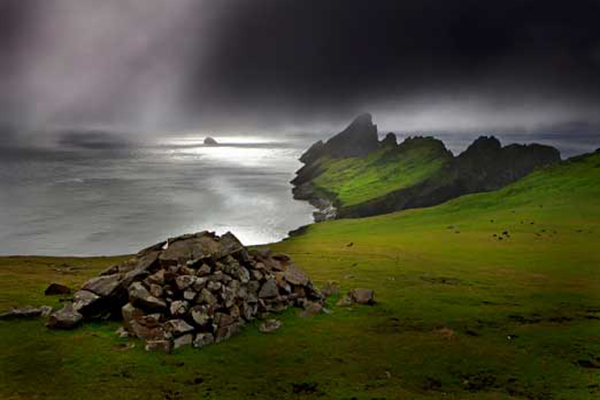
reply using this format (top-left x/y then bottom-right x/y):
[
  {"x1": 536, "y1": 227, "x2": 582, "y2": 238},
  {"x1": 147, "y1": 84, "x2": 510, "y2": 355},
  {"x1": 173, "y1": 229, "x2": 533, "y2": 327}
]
[
  {"x1": 44, "y1": 283, "x2": 71, "y2": 296},
  {"x1": 0, "y1": 305, "x2": 51, "y2": 320},
  {"x1": 299, "y1": 302, "x2": 323, "y2": 318},
  {"x1": 116, "y1": 326, "x2": 129, "y2": 339},
  {"x1": 47, "y1": 305, "x2": 83, "y2": 329},
  {"x1": 349, "y1": 288, "x2": 375, "y2": 305},
  {"x1": 336, "y1": 295, "x2": 354, "y2": 307},
  {"x1": 321, "y1": 281, "x2": 340, "y2": 297},
  {"x1": 259, "y1": 319, "x2": 282, "y2": 333},
  {"x1": 145, "y1": 339, "x2": 172, "y2": 354}
]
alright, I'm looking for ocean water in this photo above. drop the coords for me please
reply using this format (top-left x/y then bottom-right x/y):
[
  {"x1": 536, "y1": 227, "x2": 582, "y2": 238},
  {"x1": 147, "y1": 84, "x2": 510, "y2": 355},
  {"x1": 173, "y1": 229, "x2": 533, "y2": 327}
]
[
  {"x1": 0, "y1": 130, "x2": 597, "y2": 256},
  {"x1": 0, "y1": 134, "x2": 315, "y2": 256}
]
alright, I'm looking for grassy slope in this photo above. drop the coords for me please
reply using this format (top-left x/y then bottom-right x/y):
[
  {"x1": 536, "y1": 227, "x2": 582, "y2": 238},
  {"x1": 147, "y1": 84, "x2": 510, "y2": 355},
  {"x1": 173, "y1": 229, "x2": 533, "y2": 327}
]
[
  {"x1": 1, "y1": 153, "x2": 600, "y2": 399},
  {"x1": 312, "y1": 143, "x2": 450, "y2": 206}
]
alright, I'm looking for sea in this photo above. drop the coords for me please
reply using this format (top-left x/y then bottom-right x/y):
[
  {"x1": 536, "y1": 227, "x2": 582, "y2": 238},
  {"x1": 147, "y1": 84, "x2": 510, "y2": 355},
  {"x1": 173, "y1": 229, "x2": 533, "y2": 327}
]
[{"x1": 0, "y1": 130, "x2": 598, "y2": 256}]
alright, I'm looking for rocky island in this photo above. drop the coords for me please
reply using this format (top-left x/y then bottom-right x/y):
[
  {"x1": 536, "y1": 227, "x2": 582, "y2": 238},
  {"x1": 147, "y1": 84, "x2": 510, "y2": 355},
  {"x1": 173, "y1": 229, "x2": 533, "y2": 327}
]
[
  {"x1": 292, "y1": 113, "x2": 561, "y2": 220},
  {"x1": 204, "y1": 137, "x2": 219, "y2": 146}
]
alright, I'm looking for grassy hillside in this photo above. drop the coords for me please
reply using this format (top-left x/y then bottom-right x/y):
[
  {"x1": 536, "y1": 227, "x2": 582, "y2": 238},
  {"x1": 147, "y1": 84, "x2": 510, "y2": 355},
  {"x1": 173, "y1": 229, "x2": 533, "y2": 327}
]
[
  {"x1": 1, "y1": 152, "x2": 600, "y2": 399},
  {"x1": 313, "y1": 139, "x2": 451, "y2": 206}
]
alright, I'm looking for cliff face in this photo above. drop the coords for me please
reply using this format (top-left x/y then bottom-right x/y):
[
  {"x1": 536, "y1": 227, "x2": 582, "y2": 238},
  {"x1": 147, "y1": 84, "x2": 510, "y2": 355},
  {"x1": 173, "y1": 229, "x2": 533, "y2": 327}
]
[
  {"x1": 293, "y1": 114, "x2": 561, "y2": 221},
  {"x1": 456, "y1": 137, "x2": 561, "y2": 192}
]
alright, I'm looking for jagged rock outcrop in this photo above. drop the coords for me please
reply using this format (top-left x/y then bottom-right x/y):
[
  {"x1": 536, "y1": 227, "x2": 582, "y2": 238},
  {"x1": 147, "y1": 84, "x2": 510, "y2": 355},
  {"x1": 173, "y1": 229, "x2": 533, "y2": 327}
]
[
  {"x1": 455, "y1": 136, "x2": 561, "y2": 192},
  {"x1": 292, "y1": 114, "x2": 561, "y2": 221},
  {"x1": 380, "y1": 132, "x2": 398, "y2": 148},
  {"x1": 47, "y1": 231, "x2": 324, "y2": 352},
  {"x1": 303, "y1": 113, "x2": 379, "y2": 160}
]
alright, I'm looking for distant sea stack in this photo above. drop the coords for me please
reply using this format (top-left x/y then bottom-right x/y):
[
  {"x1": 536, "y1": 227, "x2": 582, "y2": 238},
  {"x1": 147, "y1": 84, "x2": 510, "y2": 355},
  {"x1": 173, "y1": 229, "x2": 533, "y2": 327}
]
[
  {"x1": 292, "y1": 114, "x2": 561, "y2": 221},
  {"x1": 204, "y1": 137, "x2": 218, "y2": 146}
]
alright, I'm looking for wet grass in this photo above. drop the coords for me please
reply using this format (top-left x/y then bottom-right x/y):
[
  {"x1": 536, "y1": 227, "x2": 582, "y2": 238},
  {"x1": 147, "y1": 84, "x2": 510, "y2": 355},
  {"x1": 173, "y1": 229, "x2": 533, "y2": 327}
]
[{"x1": 1, "y1": 152, "x2": 600, "y2": 399}]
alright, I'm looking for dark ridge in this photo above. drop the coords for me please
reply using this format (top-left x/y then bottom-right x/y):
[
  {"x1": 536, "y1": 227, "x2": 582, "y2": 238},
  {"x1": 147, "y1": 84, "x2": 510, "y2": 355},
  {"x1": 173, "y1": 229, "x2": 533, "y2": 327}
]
[{"x1": 293, "y1": 114, "x2": 562, "y2": 221}]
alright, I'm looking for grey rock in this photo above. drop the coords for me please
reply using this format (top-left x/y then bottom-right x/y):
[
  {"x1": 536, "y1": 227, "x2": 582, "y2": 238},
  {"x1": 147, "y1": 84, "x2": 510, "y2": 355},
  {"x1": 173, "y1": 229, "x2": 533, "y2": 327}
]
[
  {"x1": 82, "y1": 274, "x2": 123, "y2": 297},
  {"x1": 321, "y1": 281, "x2": 340, "y2": 297},
  {"x1": 0, "y1": 305, "x2": 48, "y2": 320},
  {"x1": 145, "y1": 339, "x2": 172, "y2": 354},
  {"x1": 183, "y1": 289, "x2": 196, "y2": 301},
  {"x1": 350, "y1": 288, "x2": 375, "y2": 305},
  {"x1": 206, "y1": 280, "x2": 222, "y2": 292},
  {"x1": 190, "y1": 305, "x2": 212, "y2": 327},
  {"x1": 197, "y1": 264, "x2": 211, "y2": 276},
  {"x1": 215, "y1": 321, "x2": 244, "y2": 343},
  {"x1": 169, "y1": 300, "x2": 188, "y2": 317},
  {"x1": 204, "y1": 136, "x2": 218, "y2": 146},
  {"x1": 193, "y1": 332, "x2": 214, "y2": 348},
  {"x1": 128, "y1": 282, "x2": 167, "y2": 311},
  {"x1": 258, "y1": 279, "x2": 278, "y2": 298},
  {"x1": 173, "y1": 333, "x2": 193, "y2": 349},
  {"x1": 72, "y1": 290, "x2": 102, "y2": 316},
  {"x1": 298, "y1": 301, "x2": 323, "y2": 318},
  {"x1": 116, "y1": 326, "x2": 129, "y2": 339},
  {"x1": 197, "y1": 288, "x2": 218, "y2": 306},
  {"x1": 214, "y1": 312, "x2": 236, "y2": 328},
  {"x1": 44, "y1": 283, "x2": 71, "y2": 296},
  {"x1": 259, "y1": 319, "x2": 282, "y2": 333},
  {"x1": 192, "y1": 277, "x2": 208, "y2": 292},
  {"x1": 164, "y1": 319, "x2": 194, "y2": 337},
  {"x1": 175, "y1": 275, "x2": 196, "y2": 291},
  {"x1": 218, "y1": 231, "x2": 245, "y2": 258},
  {"x1": 282, "y1": 265, "x2": 310, "y2": 286},
  {"x1": 147, "y1": 270, "x2": 165, "y2": 286},
  {"x1": 149, "y1": 283, "x2": 164, "y2": 298},
  {"x1": 121, "y1": 303, "x2": 144, "y2": 329},
  {"x1": 46, "y1": 305, "x2": 83, "y2": 329}
]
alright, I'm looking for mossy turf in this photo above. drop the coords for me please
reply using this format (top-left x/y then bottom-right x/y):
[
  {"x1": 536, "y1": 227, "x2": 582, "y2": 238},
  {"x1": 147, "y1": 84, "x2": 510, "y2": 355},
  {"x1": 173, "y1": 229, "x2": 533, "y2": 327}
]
[
  {"x1": 313, "y1": 143, "x2": 450, "y2": 206},
  {"x1": 1, "y1": 153, "x2": 600, "y2": 399}
]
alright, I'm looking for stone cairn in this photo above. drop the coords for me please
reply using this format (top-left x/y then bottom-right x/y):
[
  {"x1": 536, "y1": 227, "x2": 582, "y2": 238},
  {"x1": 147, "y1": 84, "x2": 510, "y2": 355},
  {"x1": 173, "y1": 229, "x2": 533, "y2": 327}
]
[{"x1": 47, "y1": 231, "x2": 324, "y2": 353}]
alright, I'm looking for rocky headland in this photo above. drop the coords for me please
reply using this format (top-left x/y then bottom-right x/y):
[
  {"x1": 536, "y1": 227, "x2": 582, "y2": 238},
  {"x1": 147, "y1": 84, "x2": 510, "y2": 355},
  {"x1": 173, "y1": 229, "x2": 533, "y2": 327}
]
[{"x1": 292, "y1": 113, "x2": 561, "y2": 220}]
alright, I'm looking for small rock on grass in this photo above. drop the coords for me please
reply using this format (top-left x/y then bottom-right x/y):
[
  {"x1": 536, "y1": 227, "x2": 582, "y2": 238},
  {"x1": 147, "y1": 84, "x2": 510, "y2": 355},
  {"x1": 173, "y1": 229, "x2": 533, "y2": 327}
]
[
  {"x1": 145, "y1": 339, "x2": 173, "y2": 354},
  {"x1": 320, "y1": 281, "x2": 340, "y2": 297},
  {"x1": 336, "y1": 288, "x2": 375, "y2": 306},
  {"x1": 44, "y1": 283, "x2": 71, "y2": 296},
  {"x1": 298, "y1": 302, "x2": 323, "y2": 318},
  {"x1": 259, "y1": 319, "x2": 282, "y2": 333}
]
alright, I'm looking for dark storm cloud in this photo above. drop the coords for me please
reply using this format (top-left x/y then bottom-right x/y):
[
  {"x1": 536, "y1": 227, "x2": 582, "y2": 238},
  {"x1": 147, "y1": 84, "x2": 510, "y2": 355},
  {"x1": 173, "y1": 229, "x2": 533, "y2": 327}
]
[
  {"x1": 1, "y1": 1, "x2": 600, "y2": 132},
  {"x1": 202, "y1": 0, "x2": 600, "y2": 129}
]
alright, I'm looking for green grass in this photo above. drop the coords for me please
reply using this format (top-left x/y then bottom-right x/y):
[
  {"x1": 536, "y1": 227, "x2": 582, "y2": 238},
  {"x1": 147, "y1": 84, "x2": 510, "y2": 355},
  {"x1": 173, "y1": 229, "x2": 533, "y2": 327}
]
[
  {"x1": 313, "y1": 143, "x2": 451, "y2": 206},
  {"x1": 1, "y1": 152, "x2": 600, "y2": 399}
]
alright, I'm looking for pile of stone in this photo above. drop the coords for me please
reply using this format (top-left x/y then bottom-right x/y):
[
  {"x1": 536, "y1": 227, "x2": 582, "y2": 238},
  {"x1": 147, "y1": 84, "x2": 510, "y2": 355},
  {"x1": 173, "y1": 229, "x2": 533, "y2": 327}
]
[{"x1": 47, "y1": 231, "x2": 324, "y2": 352}]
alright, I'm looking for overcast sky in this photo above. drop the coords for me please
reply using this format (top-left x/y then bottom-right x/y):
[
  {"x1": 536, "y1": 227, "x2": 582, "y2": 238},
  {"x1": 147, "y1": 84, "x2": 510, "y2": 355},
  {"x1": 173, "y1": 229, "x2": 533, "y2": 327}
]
[{"x1": 1, "y1": 0, "x2": 600, "y2": 134}]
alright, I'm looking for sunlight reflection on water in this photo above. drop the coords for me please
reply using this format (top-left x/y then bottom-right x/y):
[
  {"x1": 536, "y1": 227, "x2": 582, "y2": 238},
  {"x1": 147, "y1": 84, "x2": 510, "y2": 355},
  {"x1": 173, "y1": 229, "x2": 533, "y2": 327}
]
[{"x1": 0, "y1": 135, "x2": 316, "y2": 256}]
